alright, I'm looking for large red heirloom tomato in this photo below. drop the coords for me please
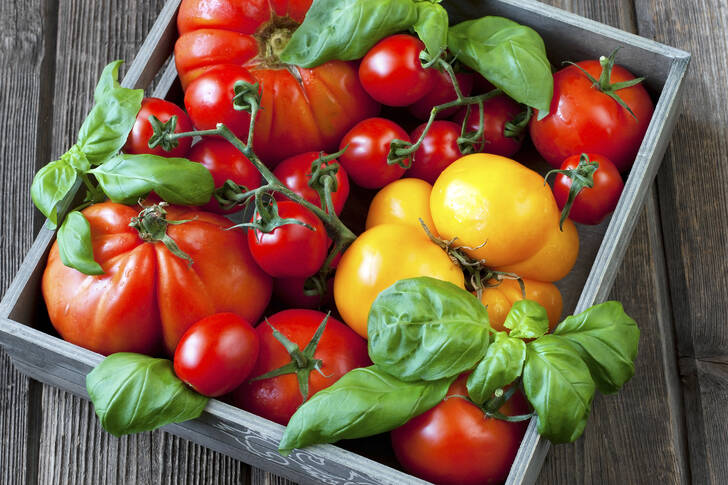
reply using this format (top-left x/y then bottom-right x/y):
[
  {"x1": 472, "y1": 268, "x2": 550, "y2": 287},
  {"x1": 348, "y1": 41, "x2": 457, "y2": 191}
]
[
  {"x1": 175, "y1": 0, "x2": 379, "y2": 164},
  {"x1": 42, "y1": 202, "x2": 272, "y2": 356}
]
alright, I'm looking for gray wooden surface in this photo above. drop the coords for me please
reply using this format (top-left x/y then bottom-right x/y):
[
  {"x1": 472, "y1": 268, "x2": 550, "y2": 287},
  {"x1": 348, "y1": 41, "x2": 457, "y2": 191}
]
[{"x1": 0, "y1": 0, "x2": 724, "y2": 484}]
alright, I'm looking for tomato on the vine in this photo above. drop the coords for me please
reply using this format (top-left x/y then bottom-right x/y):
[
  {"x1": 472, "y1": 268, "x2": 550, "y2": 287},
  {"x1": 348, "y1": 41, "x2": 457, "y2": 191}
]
[
  {"x1": 123, "y1": 98, "x2": 193, "y2": 158},
  {"x1": 409, "y1": 69, "x2": 474, "y2": 120},
  {"x1": 453, "y1": 94, "x2": 525, "y2": 158},
  {"x1": 408, "y1": 120, "x2": 464, "y2": 184}
]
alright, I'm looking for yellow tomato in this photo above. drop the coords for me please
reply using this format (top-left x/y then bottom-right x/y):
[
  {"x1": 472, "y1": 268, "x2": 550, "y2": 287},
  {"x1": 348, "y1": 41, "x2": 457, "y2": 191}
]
[
  {"x1": 365, "y1": 178, "x2": 438, "y2": 236},
  {"x1": 334, "y1": 224, "x2": 465, "y2": 338},
  {"x1": 430, "y1": 154, "x2": 561, "y2": 267},
  {"x1": 480, "y1": 278, "x2": 563, "y2": 332}
]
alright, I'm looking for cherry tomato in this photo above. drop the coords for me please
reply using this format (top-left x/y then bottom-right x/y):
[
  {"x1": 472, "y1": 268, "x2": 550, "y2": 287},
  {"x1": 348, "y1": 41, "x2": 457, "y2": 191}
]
[
  {"x1": 453, "y1": 94, "x2": 525, "y2": 158},
  {"x1": 551, "y1": 153, "x2": 624, "y2": 225},
  {"x1": 174, "y1": 313, "x2": 259, "y2": 397},
  {"x1": 408, "y1": 121, "x2": 464, "y2": 184},
  {"x1": 338, "y1": 118, "x2": 410, "y2": 189},
  {"x1": 247, "y1": 201, "x2": 327, "y2": 278},
  {"x1": 124, "y1": 98, "x2": 193, "y2": 158},
  {"x1": 231, "y1": 309, "x2": 370, "y2": 425},
  {"x1": 273, "y1": 152, "x2": 350, "y2": 215},
  {"x1": 365, "y1": 178, "x2": 438, "y2": 237},
  {"x1": 480, "y1": 278, "x2": 563, "y2": 332},
  {"x1": 187, "y1": 138, "x2": 261, "y2": 214},
  {"x1": 529, "y1": 58, "x2": 654, "y2": 171},
  {"x1": 409, "y1": 70, "x2": 474, "y2": 120},
  {"x1": 272, "y1": 276, "x2": 333, "y2": 310},
  {"x1": 359, "y1": 34, "x2": 435, "y2": 107}
]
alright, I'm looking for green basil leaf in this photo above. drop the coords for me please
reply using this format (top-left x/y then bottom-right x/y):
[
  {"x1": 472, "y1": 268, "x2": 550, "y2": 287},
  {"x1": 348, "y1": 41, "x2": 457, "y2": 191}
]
[
  {"x1": 86, "y1": 353, "x2": 208, "y2": 437},
  {"x1": 448, "y1": 17, "x2": 553, "y2": 115},
  {"x1": 467, "y1": 332, "x2": 526, "y2": 405},
  {"x1": 523, "y1": 335, "x2": 595, "y2": 443},
  {"x1": 77, "y1": 61, "x2": 143, "y2": 164},
  {"x1": 30, "y1": 157, "x2": 78, "y2": 228},
  {"x1": 90, "y1": 153, "x2": 214, "y2": 206},
  {"x1": 553, "y1": 301, "x2": 640, "y2": 394},
  {"x1": 58, "y1": 211, "x2": 103, "y2": 275},
  {"x1": 504, "y1": 299, "x2": 549, "y2": 339},
  {"x1": 279, "y1": 365, "x2": 452, "y2": 454},
  {"x1": 413, "y1": 2, "x2": 449, "y2": 59},
  {"x1": 368, "y1": 277, "x2": 490, "y2": 382},
  {"x1": 279, "y1": 0, "x2": 419, "y2": 68}
]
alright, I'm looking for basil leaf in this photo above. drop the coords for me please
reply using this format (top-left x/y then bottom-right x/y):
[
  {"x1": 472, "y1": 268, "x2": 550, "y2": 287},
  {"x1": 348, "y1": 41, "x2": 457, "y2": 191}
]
[
  {"x1": 523, "y1": 335, "x2": 595, "y2": 443},
  {"x1": 504, "y1": 299, "x2": 549, "y2": 339},
  {"x1": 413, "y1": 2, "x2": 449, "y2": 59},
  {"x1": 86, "y1": 353, "x2": 208, "y2": 437},
  {"x1": 90, "y1": 153, "x2": 214, "y2": 206},
  {"x1": 77, "y1": 61, "x2": 143, "y2": 164},
  {"x1": 279, "y1": 0, "x2": 419, "y2": 68},
  {"x1": 553, "y1": 301, "x2": 640, "y2": 394},
  {"x1": 279, "y1": 365, "x2": 452, "y2": 454},
  {"x1": 368, "y1": 277, "x2": 490, "y2": 382},
  {"x1": 467, "y1": 332, "x2": 526, "y2": 405},
  {"x1": 448, "y1": 17, "x2": 553, "y2": 115},
  {"x1": 30, "y1": 157, "x2": 78, "y2": 228},
  {"x1": 58, "y1": 211, "x2": 103, "y2": 275}
]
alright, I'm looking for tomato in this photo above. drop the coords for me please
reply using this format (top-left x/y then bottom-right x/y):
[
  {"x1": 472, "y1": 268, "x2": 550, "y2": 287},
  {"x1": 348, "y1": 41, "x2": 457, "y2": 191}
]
[
  {"x1": 453, "y1": 94, "x2": 525, "y2": 158},
  {"x1": 247, "y1": 201, "x2": 327, "y2": 278},
  {"x1": 123, "y1": 98, "x2": 193, "y2": 158},
  {"x1": 187, "y1": 138, "x2": 262, "y2": 214},
  {"x1": 365, "y1": 178, "x2": 438, "y2": 237},
  {"x1": 359, "y1": 34, "x2": 435, "y2": 107},
  {"x1": 407, "y1": 121, "x2": 464, "y2": 184},
  {"x1": 272, "y1": 276, "x2": 333, "y2": 310},
  {"x1": 409, "y1": 70, "x2": 474, "y2": 120},
  {"x1": 231, "y1": 309, "x2": 370, "y2": 425},
  {"x1": 334, "y1": 224, "x2": 464, "y2": 338},
  {"x1": 338, "y1": 118, "x2": 410, "y2": 189},
  {"x1": 529, "y1": 58, "x2": 654, "y2": 171},
  {"x1": 391, "y1": 375, "x2": 530, "y2": 485},
  {"x1": 480, "y1": 278, "x2": 563, "y2": 332},
  {"x1": 273, "y1": 151, "x2": 350, "y2": 215},
  {"x1": 42, "y1": 202, "x2": 272, "y2": 356},
  {"x1": 174, "y1": 313, "x2": 259, "y2": 397},
  {"x1": 551, "y1": 153, "x2": 624, "y2": 225},
  {"x1": 176, "y1": 0, "x2": 379, "y2": 163}
]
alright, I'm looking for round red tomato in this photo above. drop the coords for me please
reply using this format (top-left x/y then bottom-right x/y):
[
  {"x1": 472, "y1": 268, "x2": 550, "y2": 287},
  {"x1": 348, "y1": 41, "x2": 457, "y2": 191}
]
[
  {"x1": 359, "y1": 34, "x2": 435, "y2": 107},
  {"x1": 409, "y1": 70, "x2": 474, "y2": 120},
  {"x1": 247, "y1": 201, "x2": 328, "y2": 278},
  {"x1": 273, "y1": 151, "x2": 350, "y2": 215},
  {"x1": 272, "y1": 276, "x2": 333, "y2": 310},
  {"x1": 124, "y1": 97, "x2": 193, "y2": 158},
  {"x1": 407, "y1": 121, "x2": 464, "y2": 184},
  {"x1": 529, "y1": 58, "x2": 654, "y2": 171},
  {"x1": 174, "y1": 313, "x2": 259, "y2": 397},
  {"x1": 187, "y1": 138, "x2": 262, "y2": 214},
  {"x1": 338, "y1": 118, "x2": 410, "y2": 189},
  {"x1": 551, "y1": 153, "x2": 624, "y2": 225},
  {"x1": 176, "y1": 0, "x2": 379, "y2": 164},
  {"x1": 453, "y1": 94, "x2": 525, "y2": 158},
  {"x1": 42, "y1": 202, "x2": 272, "y2": 356},
  {"x1": 230, "y1": 309, "x2": 370, "y2": 425},
  {"x1": 391, "y1": 376, "x2": 530, "y2": 485}
]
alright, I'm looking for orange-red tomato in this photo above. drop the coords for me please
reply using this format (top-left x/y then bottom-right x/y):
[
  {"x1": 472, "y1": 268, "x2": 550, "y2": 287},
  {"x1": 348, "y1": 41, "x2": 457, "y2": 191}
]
[{"x1": 480, "y1": 278, "x2": 563, "y2": 332}]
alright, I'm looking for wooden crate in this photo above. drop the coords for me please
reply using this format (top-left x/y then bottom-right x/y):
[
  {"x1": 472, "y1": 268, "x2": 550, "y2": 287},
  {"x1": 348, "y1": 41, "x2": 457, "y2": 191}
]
[{"x1": 0, "y1": 0, "x2": 690, "y2": 483}]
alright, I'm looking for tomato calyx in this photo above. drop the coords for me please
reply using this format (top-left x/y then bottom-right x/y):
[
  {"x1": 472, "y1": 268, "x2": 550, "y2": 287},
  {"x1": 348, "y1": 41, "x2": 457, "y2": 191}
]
[
  {"x1": 251, "y1": 313, "x2": 332, "y2": 403},
  {"x1": 503, "y1": 106, "x2": 533, "y2": 140},
  {"x1": 146, "y1": 115, "x2": 181, "y2": 153},
  {"x1": 128, "y1": 203, "x2": 195, "y2": 265},
  {"x1": 545, "y1": 153, "x2": 599, "y2": 230},
  {"x1": 254, "y1": 15, "x2": 299, "y2": 68},
  {"x1": 244, "y1": 196, "x2": 314, "y2": 235},
  {"x1": 306, "y1": 148, "x2": 348, "y2": 215}
]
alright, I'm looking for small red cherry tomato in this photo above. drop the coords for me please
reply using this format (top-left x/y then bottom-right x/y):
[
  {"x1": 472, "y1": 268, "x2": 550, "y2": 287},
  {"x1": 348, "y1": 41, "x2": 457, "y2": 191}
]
[
  {"x1": 247, "y1": 201, "x2": 328, "y2": 278},
  {"x1": 359, "y1": 34, "x2": 436, "y2": 107},
  {"x1": 409, "y1": 70, "x2": 474, "y2": 120},
  {"x1": 173, "y1": 313, "x2": 259, "y2": 397},
  {"x1": 124, "y1": 98, "x2": 193, "y2": 158},
  {"x1": 454, "y1": 94, "x2": 525, "y2": 158},
  {"x1": 408, "y1": 120, "x2": 464, "y2": 184},
  {"x1": 273, "y1": 152, "x2": 350, "y2": 215}
]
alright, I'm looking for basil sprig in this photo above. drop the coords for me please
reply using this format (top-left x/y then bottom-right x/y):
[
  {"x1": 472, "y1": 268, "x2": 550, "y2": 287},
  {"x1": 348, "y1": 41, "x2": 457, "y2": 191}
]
[
  {"x1": 57, "y1": 211, "x2": 104, "y2": 275},
  {"x1": 412, "y1": 1, "x2": 449, "y2": 60},
  {"x1": 467, "y1": 332, "x2": 526, "y2": 406}
]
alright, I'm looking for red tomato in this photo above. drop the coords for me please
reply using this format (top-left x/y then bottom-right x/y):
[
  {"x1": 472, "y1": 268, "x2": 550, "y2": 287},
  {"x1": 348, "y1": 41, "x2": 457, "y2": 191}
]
[
  {"x1": 407, "y1": 121, "x2": 464, "y2": 184},
  {"x1": 247, "y1": 201, "x2": 328, "y2": 278},
  {"x1": 391, "y1": 375, "x2": 530, "y2": 485},
  {"x1": 359, "y1": 34, "x2": 436, "y2": 107},
  {"x1": 273, "y1": 152, "x2": 350, "y2": 215},
  {"x1": 42, "y1": 202, "x2": 272, "y2": 356},
  {"x1": 453, "y1": 94, "x2": 525, "y2": 158},
  {"x1": 176, "y1": 0, "x2": 379, "y2": 163},
  {"x1": 174, "y1": 313, "x2": 259, "y2": 397},
  {"x1": 529, "y1": 58, "x2": 654, "y2": 171},
  {"x1": 338, "y1": 118, "x2": 410, "y2": 189},
  {"x1": 230, "y1": 309, "x2": 371, "y2": 425},
  {"x1": 187, "y1": 138, "x2": 262, "y2": 214},
  {"x1": 124, "y1": 98, "x2": 193, "y2": 158},
  {"x1": 409, "y1": 70, "x2": 474, "y2": 120},
  {"x1": 272, "y1": 276, "x2": 333, "y2": 310},
  {"x1": 551, "y1": 153, "x2": 624, "y2": 225}
]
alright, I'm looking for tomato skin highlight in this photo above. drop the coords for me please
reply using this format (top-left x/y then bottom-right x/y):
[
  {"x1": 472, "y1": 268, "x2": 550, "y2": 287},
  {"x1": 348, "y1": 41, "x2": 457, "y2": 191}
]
[
  {"x1": 124, "y1": 98, "x2": 193, "y2": 158},
  {"x1": 174, "y1": 313, "x2": 259, "y2": 397},
  {"x1": 453, "y1": 94, "x2": 524, "y2": 158},
  {"x1": 408, "y1": 120, "x2": 464, "y2": 184}
]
